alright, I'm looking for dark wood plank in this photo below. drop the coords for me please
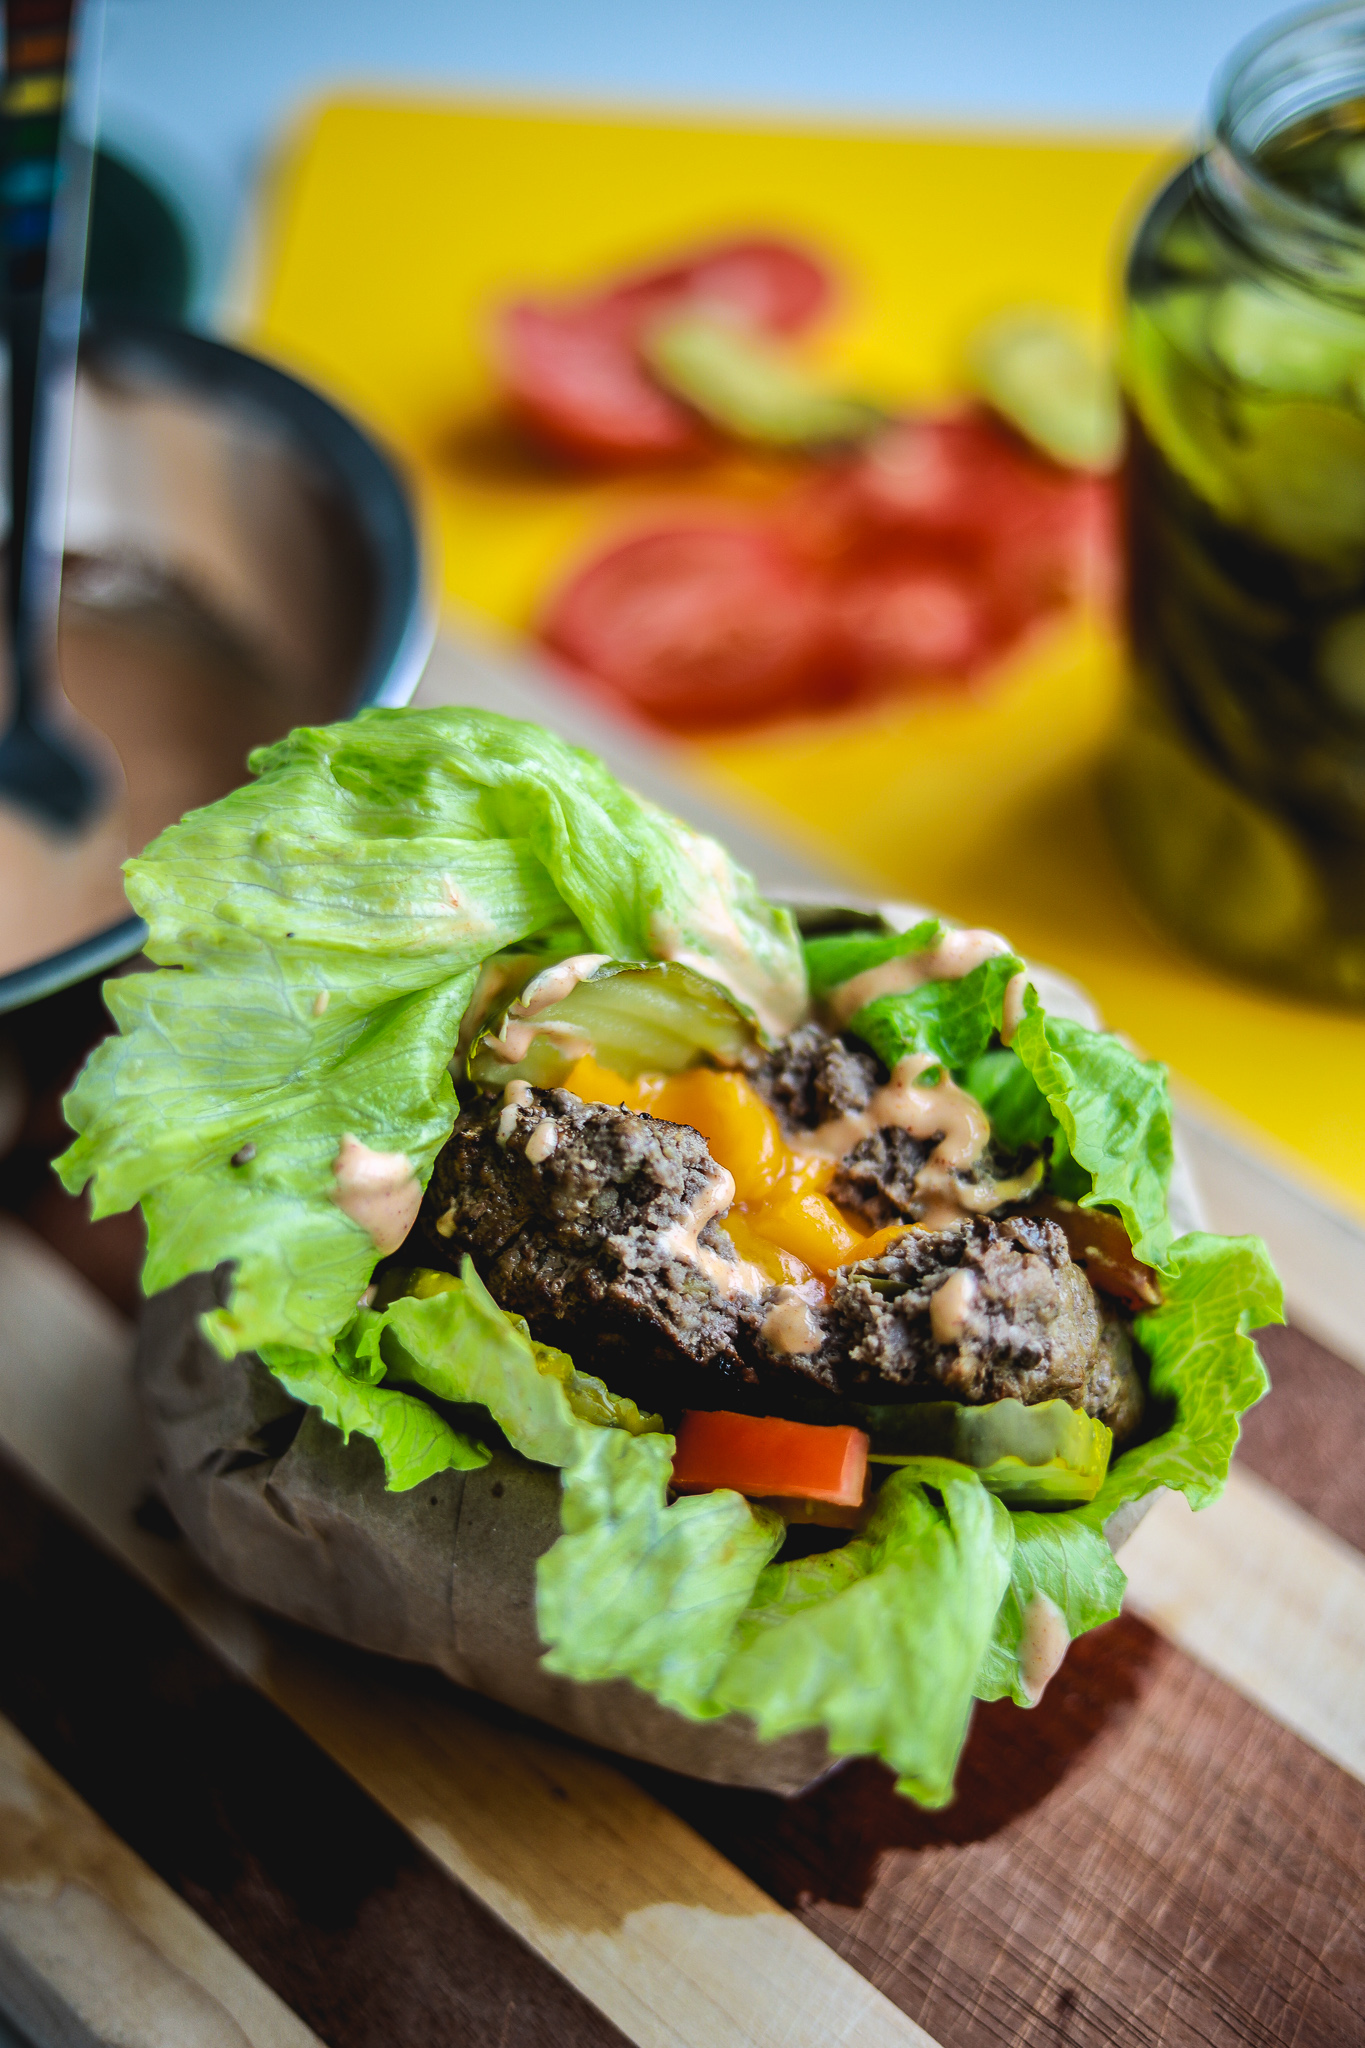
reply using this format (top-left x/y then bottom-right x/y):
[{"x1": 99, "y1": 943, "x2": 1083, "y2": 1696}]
[
  {"x1": 0, "y1": 1453, "x2": 631, "y2": 2048},
  {"x1": 1237, "y1": 1323, "x2": 1365, "y2": 1553},
  {"x1": 635, "y1": 1617, "x2": 1365, "y2": 2047}
]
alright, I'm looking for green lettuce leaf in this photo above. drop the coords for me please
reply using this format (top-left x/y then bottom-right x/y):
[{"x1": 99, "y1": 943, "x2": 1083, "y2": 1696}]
[
  {"x1": 266, "y1": 1258, "x2": 662, "y2": 1492},
  {"x1": 55, "y1": 708, "x2": 804, "y2": 1359},
  {"x1": 369, "y1": 1260, "x2": 664, "y2": 1466},
  {"x1": 267, "y1": 1345, "x2": 491, "y2": 1490},
  {"x1": 959, "y1": 1046, "x2": 1059, "y2": 1151},
  {"x1": 713, "y1": 1461, "x2": 1013, "y2": 1804},
  {"x1": 269, "y1": 1238, "x2": 1274, "y2": 1801},
  {"x1": 1011, "y1": 987, "x2": 1175, "y2": 1266},
  {"x1": 850, "y1": 952, "x2": 1024, "y2": 1073},
  {"x1": 802, "y1": 918, "x2": 941, "y2": 1002},
  {"x1": 537, "y1": 1429, "x2": 785, "y2": 1717},
  {"x1": 976, "y1": 1228, "x2": 1279, "y2": 1705},
  {"x1": 973, "y1": 1510, "x2": 1126, "y2": 1705},
  {"x1": 1090, "y1": 1230, "x2": 1279, "y2": 1517}
]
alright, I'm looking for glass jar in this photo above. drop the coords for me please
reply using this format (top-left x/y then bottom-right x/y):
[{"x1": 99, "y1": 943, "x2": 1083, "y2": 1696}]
[{"x1": 1114, "y1": 3, "x2": 1365, "y2": 1002}]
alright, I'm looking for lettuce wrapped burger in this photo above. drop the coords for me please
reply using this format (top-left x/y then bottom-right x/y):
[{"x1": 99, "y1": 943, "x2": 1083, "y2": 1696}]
[{"x1": 58, "y1": 708, "x2": 1280, "y2": 1805}]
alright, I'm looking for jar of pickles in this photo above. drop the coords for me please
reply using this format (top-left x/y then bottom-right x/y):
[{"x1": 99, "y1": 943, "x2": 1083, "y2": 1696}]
[{"x1": 1114, "y1": 3, "x2": 1365, "y2": 1001}]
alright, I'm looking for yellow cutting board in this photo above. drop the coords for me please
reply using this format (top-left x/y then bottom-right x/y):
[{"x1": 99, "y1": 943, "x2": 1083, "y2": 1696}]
[{"x1": 245, "y1": 98, "x2": 1365, "y2": 1218}]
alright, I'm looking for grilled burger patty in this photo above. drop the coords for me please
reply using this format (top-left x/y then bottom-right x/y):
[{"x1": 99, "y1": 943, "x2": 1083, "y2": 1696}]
[
  {"x1": 743, "y1": 1021, "x2": 1040, "y2": 1230},
  {"x1": 413, "y1": 1031, "x2": 1145, "y2": 1440},
  {"x1": 417, "y1": 1082, "x2": 766, "y2": 1405}
]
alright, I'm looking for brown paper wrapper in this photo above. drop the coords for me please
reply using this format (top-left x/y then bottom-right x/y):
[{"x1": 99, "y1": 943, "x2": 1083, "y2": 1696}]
[{"x1": 136, "y1": 1273, "x2": 839, "y2": 1793}]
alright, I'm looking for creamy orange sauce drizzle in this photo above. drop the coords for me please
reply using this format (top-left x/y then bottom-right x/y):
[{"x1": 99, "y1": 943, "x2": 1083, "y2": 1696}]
[
  {"x1": 762, "y1": 1289, "x2": 824, "y2": 1354},
  {"x1": 805, "y1": 1052, "x2": 991, "y2": 1174},
  {"x1": 1001, "y1": 971, "x2": 1029, "y2": 1046},
  {"x1": 1016, "y1": 1591, "x2": 1071, "y2": 1704},
  {"x1": 930, "y1": 1265, "x2": 978, "y2": 1345},
  {"x1": 560, "y1": 1052, "x2": 1008, "y2": 1291},
  {"x1": 516, "y1": 953, "x2": 612, "y2": 1017},
  {"x1": 331, "y1": 1134, "x2": 422, "y2": 1255},
  {"x1": 826, "y1": 926, "x2": 1011, "y2": 1026},
  {"x1": 496, "y1": 1077, "x2": 533, "y2": 1144},
  {"x1": 482, "y1": 1016, "x2": 593, "y2": 1066},
  {"x1": 659, "y1": 1165, "x2": 772, "y2": 1298},
  {"x1": 478, "y1": 958, "x2": 613, "y2": 1068},
  {"x1": 928, "y1": 927, "x2": 1011, "y2": 978},
  {"x1": 524, "y1": 1118, "x2": 559, "y2": 1163}
]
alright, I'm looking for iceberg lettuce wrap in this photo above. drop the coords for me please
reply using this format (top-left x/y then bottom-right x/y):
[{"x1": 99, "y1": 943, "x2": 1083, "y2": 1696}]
[{"x1": 58, "y1": 706, "x2": 1279, "y2": 1804}]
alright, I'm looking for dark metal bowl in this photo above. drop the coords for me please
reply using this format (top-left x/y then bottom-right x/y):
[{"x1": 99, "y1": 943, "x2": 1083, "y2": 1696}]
[{"x1": 0, "y1": 315, "x2": 430, "y2": 1013}]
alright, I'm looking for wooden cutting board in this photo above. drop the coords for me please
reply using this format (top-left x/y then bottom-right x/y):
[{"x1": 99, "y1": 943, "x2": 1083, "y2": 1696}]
[{"x1": 0, "y1": 1201, "x2": 1362, "y2": 2047}]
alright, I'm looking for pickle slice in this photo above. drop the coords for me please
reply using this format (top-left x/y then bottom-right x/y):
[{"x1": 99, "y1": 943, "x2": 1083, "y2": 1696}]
[
  {"x1": 967, "y1": 309, "x2": 1122, "y2": 472},
  {"x1": 1206, "y1": 280, "x2": 1361, "y2": 404},
  {"x1": 1106, "y1": 700, "x2": 1322, "y2": 964},
  {"x1": 864, "y1": 1395, "x2": 1112, "y2": 1508},
  {"x1": 1231, "y1": 398, "x2": 1365, "y2": 565},
  {"x1": 1123, "y1": 294, "x2": 1244, "y2": 520},
  {"x1": 468, "y1": 958, "x2": 752, "y2": 1087},
  {"x1": 643, "y1": 309, "x2": 880, "y2": 449}
]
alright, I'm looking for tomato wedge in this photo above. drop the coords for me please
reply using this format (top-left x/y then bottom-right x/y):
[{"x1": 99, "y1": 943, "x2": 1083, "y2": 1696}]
[
  {"x1": 500, "y1": 299, "x2": 706, "y2": 462},
  {"x1": 541, "y1": 523, "x2": 836, "y2": 728},
  {"x1": 829, "y1": 562, "x2": 996, "y2": 683},
  {"x1": 788, "y1": 407, "x2": 1100, "y2": 591},
  {"x1": 598, "y1": 235, "x2": 831, "y2": 335},
  {"x1": 534, "y1": 397, "x2": 1116, "y2": 726},
  {"x1": 671, "y1": 1410, "x2": 869, "y2": 1507},
  {"x1": 1033, "y1": 1197, "x2": 1161, "y2": 1310},
  {"x1": 496, "y1": 235, "x2": 832, "y2": 462}
]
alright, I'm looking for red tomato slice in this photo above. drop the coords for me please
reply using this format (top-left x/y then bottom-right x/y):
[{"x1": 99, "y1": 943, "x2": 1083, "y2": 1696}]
[
  {"x1": 671, "y1": 1409, "x2": 869, "y2": 1506},
  {"x1": 541, "y1": 523, "x2": 836, "y2": 729},
  {"x1": 497, "y1": 236, "x2": 833, "y2": 462},
  {"x1": 600, "y1": 235, "x2": 831, "y2": 335},
  {"x1": 499, "y1": 299, "x2": 707, "y2": 462},
  {"x1": 830, "y1": 563, "x2": 995, "y2": 683},
  {"x1": 785, "y1": 407, "x2": 1113, "y2": 683},
  {"x1": 789, "y1": 409, "x2": 1089, "y2": 570}
]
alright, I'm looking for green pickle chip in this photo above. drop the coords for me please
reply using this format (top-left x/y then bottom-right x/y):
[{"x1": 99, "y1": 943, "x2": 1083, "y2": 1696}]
[
  {"x1": 468, "y1": 958, "x2": 753, "y2": 1087},
  {"x1": 1127, "y1": 275, "x2": 1365, "y2": 567},
  {"x1": 1231, "y1": 398, "x2": 1365, "y2": 565},
  {"x1": 1106, "y1": 699, "x2": 1322, "y2": 966},
  {"x1": 967, "y1": 308, "x2": 1123, "y2": 472},
  {"x1": 1123, "y1": 293, "x2": 1246, "y2": 519},
  {"x1": 1206, "y1": 279, "x2": 1362, "y2": 404},
  {"x1": 642, "y1": 309, "x2": 880, "y2": 450},
  {"x1": 863, "y1": 1395, "x2": 1113, "y2": 1508}
]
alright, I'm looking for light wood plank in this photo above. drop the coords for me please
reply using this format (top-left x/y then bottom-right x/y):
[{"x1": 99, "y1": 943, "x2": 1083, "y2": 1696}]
[
  {"x1": 0, "y1": 1219, "x2": 933, "y2": 2048},
  {"x1": 0, "y1": 1712, "x2": 320, "y2": 2048},
  {"x1": 1173, "y1": 1086, "x2": 1365, "y2": 1375},
  {"x1": 1121, "y1": 1466, "x2": 1365, "y2": 1785}
]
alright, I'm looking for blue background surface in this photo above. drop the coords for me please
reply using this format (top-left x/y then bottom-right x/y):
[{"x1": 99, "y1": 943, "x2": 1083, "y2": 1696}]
[{"x1": 94, "y1": 0, "x2": 1288, "y2": 316}]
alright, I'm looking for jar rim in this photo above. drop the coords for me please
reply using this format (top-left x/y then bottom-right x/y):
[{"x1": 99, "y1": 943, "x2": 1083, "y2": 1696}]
[{"x1": 1202, "y1": 0, "x2": 1365, "y2": 286}]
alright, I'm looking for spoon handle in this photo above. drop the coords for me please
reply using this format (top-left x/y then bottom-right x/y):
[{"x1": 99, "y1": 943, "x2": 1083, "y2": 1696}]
[{"x1": 2, "y1": 0, "x2": 105, "y2": 825}]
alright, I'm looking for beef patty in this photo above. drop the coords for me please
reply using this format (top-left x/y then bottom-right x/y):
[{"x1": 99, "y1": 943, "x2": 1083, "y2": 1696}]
[
  {"x1": 819, "y1": 1216, "x2": 1144, "y2": 1440},
  {"x1": 743, "y1": 1021, "x2": 1040, "y2": 1229},
  {"x1": 415, "y1": 1084, "x2": 766, "y2": 1410},
  {"x1": 411, "y1": 1072, "x2": 1144, "y2": 1441}
]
